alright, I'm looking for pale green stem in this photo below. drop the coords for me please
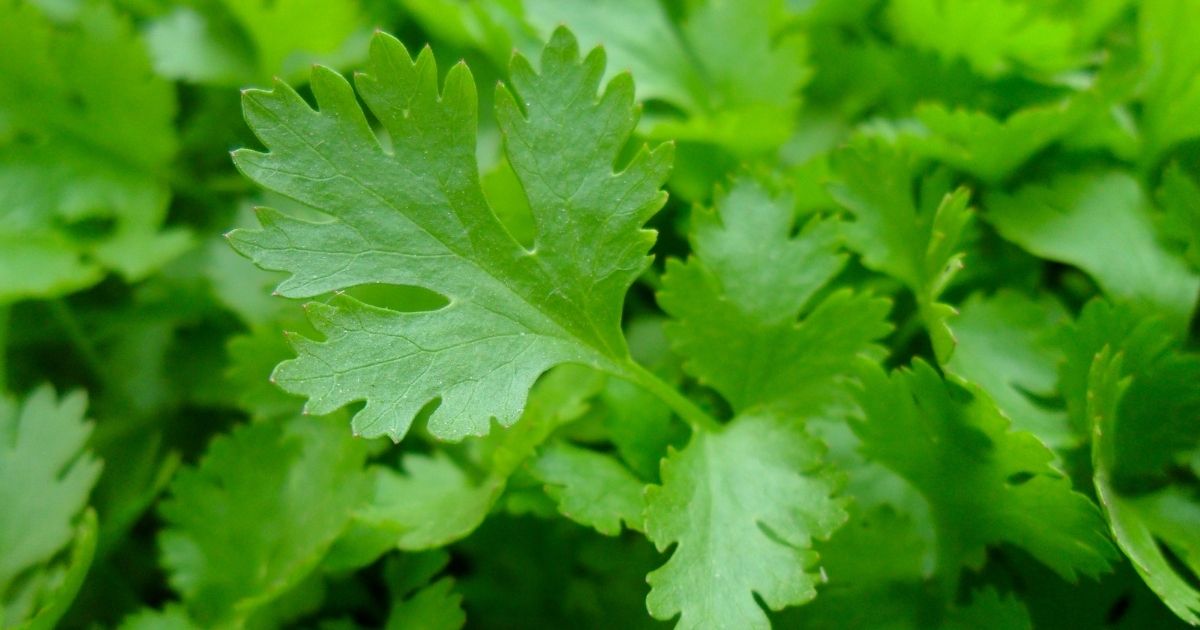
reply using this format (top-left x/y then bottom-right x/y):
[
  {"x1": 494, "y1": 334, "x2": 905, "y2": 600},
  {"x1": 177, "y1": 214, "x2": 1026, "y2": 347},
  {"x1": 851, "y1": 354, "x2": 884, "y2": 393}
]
[{"x1": 622, "y1": 359, "x2": 722, "y2": 433}]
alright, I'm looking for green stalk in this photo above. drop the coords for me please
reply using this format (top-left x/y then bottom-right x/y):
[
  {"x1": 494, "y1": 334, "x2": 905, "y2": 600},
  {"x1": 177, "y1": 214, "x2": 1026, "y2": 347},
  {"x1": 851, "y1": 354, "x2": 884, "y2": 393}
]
[
  {"x1": 0, "y1": 303, "x2": 9, "y2": 392},
  {"x1": 49, "y1": 299, "x2": 105, "y2": 379},
  {"x1": 623, "y1": 359, "x2": 722, "y2": 433}
]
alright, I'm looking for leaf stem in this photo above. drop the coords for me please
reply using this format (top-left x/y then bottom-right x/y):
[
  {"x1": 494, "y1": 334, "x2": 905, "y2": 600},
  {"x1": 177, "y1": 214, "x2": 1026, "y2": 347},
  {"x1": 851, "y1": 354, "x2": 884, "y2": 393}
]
[
  {"x1": 623, "y1": 360, "x2": 722, "y2": 433},
  {"x1": 49, "y1": 299, "x2": 105, "y2": 379}
]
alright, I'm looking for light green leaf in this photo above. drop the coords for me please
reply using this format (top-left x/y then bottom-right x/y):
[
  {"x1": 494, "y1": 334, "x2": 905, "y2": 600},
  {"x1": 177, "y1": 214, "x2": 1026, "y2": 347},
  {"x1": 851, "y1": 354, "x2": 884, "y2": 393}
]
[
  {"x1": 229, "y1": 28, "x2": 671, "y2": 442},
  {"x1": 385, "y1": 577, "x2": 467, "y2": 630},
  {"x1": 945, "y1": 290, "x2": 1074, "y2": 448},
  {"x1": 1088, "y1": 348, "x2": 1200, "y2": 625},
  {"x1": 987, "y1": 171, "x2": 1200, "y2": 331},
  {"x1": 852, "y1": 360, "x2": 1115, "y2": 582},
  {"x1": 158, "y1": 417, "x2": 369, "y2": 626},
  {"x1": 1160, "y1": 164, "x2": 1200, "y2": 271},
  {"x1": 660, "y1": 177, "x2": 891, "y2": 415},
  {"x1": 528, "y1": 441, "x2": 645, "y2": 535},
  {"x1": 0, "y1": 0, "x2": 188, "y2": 301},
  {"x1": 644, "y1": 412, "x2": 847, "y2": 629},
  {"x1": 11, "y1": 509, "x2": 97, "y2": 630},
  {"x1": 360, "y1": 453, "x2": 502, "y2": 552},
  {"x1": 117, "y1": 606, "x2": 199, "y2": 630},
  {"x1": 830, "y1": 139, "x2": 972, "y2": 363},
  {"x1": 145, "y1": 0, "x2": 368, "y2": 85},
  {"x1": 913, "y1": 101, "x2": 1084, "y2": 182},
  {"x1": 524, "y1": 0, "x2": 809, "y2": 154},
  {"x1": 0, "y1": 386, "x2": 101, "y2": 598},
  {"x1": 1138, "y1": 0, "x2": 1200, "y2": 163}
]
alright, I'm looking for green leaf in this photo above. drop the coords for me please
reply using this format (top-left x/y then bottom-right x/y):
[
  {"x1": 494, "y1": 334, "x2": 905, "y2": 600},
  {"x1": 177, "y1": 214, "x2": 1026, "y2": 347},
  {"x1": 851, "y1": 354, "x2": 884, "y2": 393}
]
[
  {"x1": 117, "y1": 606, "x2": 199, "y2": 630},
  {"x1": 523, "y1": 0, "x2": 809, "y2": 154},
  {"x1": 12, "y1": 509, "x2": 97, "y2": 630},
  {"x1": 987, "y1": 171, "x2": 1200, "y2": 331},
  {"x1": 912, "y1": 101, "x2": 1084, "y2": 182},
  {"x1": 0, "y1": 386, "x2": 101, "y2": 599},
  {"x1": 1088, "y1": 348, "x2": 1200, "y2": 625},
  {"x1": 1137, "y1": 0, "x2": 1200, "y2": 163},
  {"x1": 385, "y1": 577, "x2": 467, "y2": 630},
  {"x1": 360, "y1": 453, "x2": 502, "y2": 552},
  {"x1": 659, "y1": 177, "x2": 891, "y2": 415},
  {"x1": 644, "y1": 412, "x2": 847, "y2": 628},
  {"x1": 158, "y1": 417, "x2": 369, "y2": 625},
  {"x1": 145, "y1": 0, "x2": 368, "y2": 85},
  {"x1": 851, "y1": 360, "x2": 1115, "y2": 582},
  {"x1": 886, "y1": 0, "x2": 1082, "y2": 78},
  {"x1": 945, "y1": 290, "x2": 1074, "y2": 448},
  {"x1": 528, "y1": 440, "x2": 645, "y2": 535},
  {"x1": 0, "y1": 0, "x2": 189, "y2": 301},
  {"x1": 229, "y1": 27, "x2": 671, "y2": 442},
  {"x1": 351, "y1": 364, "x2": 604, "y2": 553},
  {"x1": 830, "y1": 139, "x2": 972, "y2": 363},
  {"x1": 1160, "y1": 164, "x2": 1200, "y2": 271}
]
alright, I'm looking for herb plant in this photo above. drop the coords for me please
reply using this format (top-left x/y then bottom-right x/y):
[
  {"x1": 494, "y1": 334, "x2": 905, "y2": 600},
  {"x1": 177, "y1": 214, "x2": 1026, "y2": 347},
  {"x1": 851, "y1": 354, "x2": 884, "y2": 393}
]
[{"x1": 3, "y1": 1, "x2": 1200, "y2": 629}]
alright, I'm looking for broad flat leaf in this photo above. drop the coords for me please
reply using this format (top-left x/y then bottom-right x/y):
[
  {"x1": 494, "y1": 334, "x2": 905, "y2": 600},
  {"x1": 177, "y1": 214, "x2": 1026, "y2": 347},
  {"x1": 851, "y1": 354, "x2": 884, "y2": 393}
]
[
  {"x1": 1160, "y1": 164, "x2": 1200, "y2": 271},
  {"x1": 644, "y1": 412, "x2": 847, "y2": 629},
  {"x1": 945, "y1": 290, "x2": 1073, "y2": 448},
  {"x1": 1138, "y1": 0, "x2": 1200, "y2": 163},
  {"x1": 1088, "y1": 348, "x2": 1200, "y2": 625},
  {"x1": 0, "y1": 1, "x2": 189, "y2": 301},
  {"x1": 528, "y1": 440, "x2": 645, "y2": 535},
  {"x1": 987, "y1": 171, "x2": 1200, "y2": 331},
  {"x1": 158, "y1": 417, "x2": 369, "y2": 625},
  {"x1": 523, "y1": 0, "x2": 809, "y2": 154},
  {"x1": 229, "y1": 28, "x2": 671, "y2": 441},
  {"x1": 830, "y1": 139, "x2": 972, "y2": 363},
  {"x1": 913, "y1": 101, "x2": 1084, "y2": 182},
  {"x1": 0, "y1": 386, "x2": 101, "y2": 595},
  {"x1": 145, "y1": 0, "x2": 368, "y2": 85},
  {"x1": 659, "y1": 178, "x2": 891, "y2": 415},
  {"x1": 385, "y1": 577, "x2": 467, "y2": 630},
  {"x1": 851, "y1": 360, "x2": 1115, "y2": 581}
]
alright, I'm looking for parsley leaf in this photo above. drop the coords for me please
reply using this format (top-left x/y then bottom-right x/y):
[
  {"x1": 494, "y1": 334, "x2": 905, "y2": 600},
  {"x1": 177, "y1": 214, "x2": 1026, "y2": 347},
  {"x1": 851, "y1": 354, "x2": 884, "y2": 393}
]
[
  {"x1": 659, "y1": 177, "x2": 891, "y2": 415},
  {"x1": 528, "y1": 440, "x2": 645, "y2": 536},
  {"x1": 987, "y1": 172, "x2": 1200, "y2": 331},
  {"x1": 158, "y1": 417, "x2": 369, "y2": 626},
  {"x1": 830, "y1": 139, "x2": 972, "y2": 363},
  {"x1": 852, "y1": 360, "x2": 1115, "y2": 582},
  {"x1": 229, "y1": 28, "x2": 672, "y2": 441},
  {"x1": 644, "y1": 412, "x2": 847, "y2": 629}
]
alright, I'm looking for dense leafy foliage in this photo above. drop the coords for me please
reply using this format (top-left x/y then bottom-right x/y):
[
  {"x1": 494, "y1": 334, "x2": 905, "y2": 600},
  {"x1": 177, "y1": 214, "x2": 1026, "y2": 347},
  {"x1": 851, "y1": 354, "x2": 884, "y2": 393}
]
[{"x1": 3, "y1": 1, "x2": 1200, "y2": 628}]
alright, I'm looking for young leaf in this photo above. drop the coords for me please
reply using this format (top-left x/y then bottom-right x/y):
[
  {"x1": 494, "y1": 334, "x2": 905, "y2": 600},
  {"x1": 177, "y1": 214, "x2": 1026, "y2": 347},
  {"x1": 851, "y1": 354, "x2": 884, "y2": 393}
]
[
  {"x1": 987, "y1": 171, "x2": 1200, "y2": 331},
  {"x1": 0, "y1": 386, "x2": 101, "y2": 598},
  {"x1": 228, "y1": 27, "x2": 671, "y2": 442},
  {"x1": 528, "y1": 440, "x2": 645, "y2": 535},
  {"x1": 830, "y1": 139, "x2": 972, "y2": 363},
  {"x1": 644, "y1": 412, "x2": 847, "y2": 629},
  {"x1": 158, "y1": 417, "x2": 369, "y2": 625},
  {"x1": 659, "y1": 177, "x2": 891, "y2": 415},
  {"x1": 851, "y1": 360, "x2": 1115, "y2": 582}
]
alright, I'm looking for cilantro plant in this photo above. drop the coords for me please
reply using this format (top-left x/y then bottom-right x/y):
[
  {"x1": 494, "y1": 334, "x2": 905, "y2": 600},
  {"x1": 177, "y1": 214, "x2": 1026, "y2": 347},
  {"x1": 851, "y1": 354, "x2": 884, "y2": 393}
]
[{"x1": 3, "y1": 1, "x2": 1200, "y2": 629}]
